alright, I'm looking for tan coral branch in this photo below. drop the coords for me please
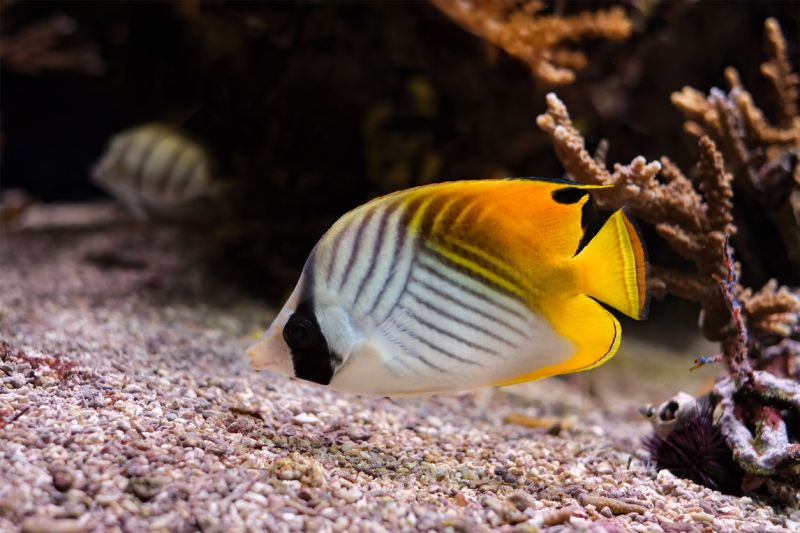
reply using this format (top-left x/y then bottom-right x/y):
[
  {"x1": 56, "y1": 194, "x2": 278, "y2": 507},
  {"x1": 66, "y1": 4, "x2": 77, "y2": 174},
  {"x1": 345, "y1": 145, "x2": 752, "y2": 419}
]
[
  {"x1": 671, "y1": 19, "x2": 800, "y2": 276},
  {"x1": 739, "y1": 281, "x2": 800, "y2": 339},
  {"x1": 761, "y1": 18, "x2": 800, "y2": 128},
  {"x1": 0, "y1": 14, "x2": 103, "y2": 75},
  {"x1": 430, "y1": 0, "x2": 631, "y2": 85}
]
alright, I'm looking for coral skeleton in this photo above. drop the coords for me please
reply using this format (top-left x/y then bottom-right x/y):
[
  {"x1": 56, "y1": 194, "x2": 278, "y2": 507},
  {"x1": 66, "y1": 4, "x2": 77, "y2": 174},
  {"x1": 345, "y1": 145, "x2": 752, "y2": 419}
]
[
  {"x1": 671, "y1": 18, "x2": 800, "y2": 280},
  {"x1": 430, "y1": 0, "x2": 631, "y2": 85},
  {"x1": 0, "y1": 7, "x2": 103, "y2": 75},
  {"x1": 537, "y1": 18, "x2": 800, "y2": 492}
]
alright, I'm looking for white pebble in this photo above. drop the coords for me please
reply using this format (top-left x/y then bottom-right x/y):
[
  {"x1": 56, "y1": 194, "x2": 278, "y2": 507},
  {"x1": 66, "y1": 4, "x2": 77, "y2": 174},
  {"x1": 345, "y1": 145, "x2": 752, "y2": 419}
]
[{"x1": 292, "y1": 413, "x2": 321, "y2": 425}]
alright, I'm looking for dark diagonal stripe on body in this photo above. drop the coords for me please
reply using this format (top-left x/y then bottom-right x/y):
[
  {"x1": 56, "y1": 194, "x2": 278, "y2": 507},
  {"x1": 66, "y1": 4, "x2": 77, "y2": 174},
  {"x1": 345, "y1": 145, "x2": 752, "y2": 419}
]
[
  {"x1": 154, "y1": 140, "x2": 182, "y2": 194},
  {"x1": 326, "y1": 217, "x2": 353, "y2": 286},
  {"x1": 442, "y1": 239, "x2": 525, "y2": 292},
  {"x1": 404, "y1": 288, "x2": 516, "y2": 349},
  {"x1": 421, "y1": 244, "x2": 526, "y2": 304},
  {"x1": 416, "y1": 194, "x2": 451, "y2": 237},
  {"x1": 133, "y1": 132, "x2": 169, "y2": 192},
  {"x1": 354, "y1": 200, "x2": 400, "y2": 308},
  {"x1": 400, "y1": 299, "x2": 499, "y2": 357},
  {"x1": 388, "y1": 318, "x2": 447, "y2": 372},
  {"x1": 409, "y1": 273, "x2": 528, "y2": 338},
  {"x1": 395, "y1": 308, "x2": 483, "y2": 365},
  {"x1": 367, "y1": 199, "x2": 417, "y2": 317},
  {"x1": 417, "y1": 250, "x2": 528, "y2": 320},
  {"x1": 172, "y1": 156, "x2": 202, "y2": 198},
  {"x1": 338, "y1": 207, "x2": 374, "y2": 292}
]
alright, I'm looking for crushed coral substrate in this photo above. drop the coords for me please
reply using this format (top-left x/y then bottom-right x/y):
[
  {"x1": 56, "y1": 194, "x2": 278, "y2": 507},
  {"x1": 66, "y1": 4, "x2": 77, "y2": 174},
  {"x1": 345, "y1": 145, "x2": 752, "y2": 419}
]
[{"x1": 1, "y1": 220, "x2": 798, "y2": 532}]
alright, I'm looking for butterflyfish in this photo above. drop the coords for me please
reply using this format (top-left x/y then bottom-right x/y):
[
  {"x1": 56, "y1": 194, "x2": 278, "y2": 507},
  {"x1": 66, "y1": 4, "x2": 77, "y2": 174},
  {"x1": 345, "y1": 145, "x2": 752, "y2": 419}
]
[
  {"x1": 92, "y1": 123, "x2": 220, "y2": 221},
  {"x1": 247, "y1": 179, "x2": 648, "y2": 396}
]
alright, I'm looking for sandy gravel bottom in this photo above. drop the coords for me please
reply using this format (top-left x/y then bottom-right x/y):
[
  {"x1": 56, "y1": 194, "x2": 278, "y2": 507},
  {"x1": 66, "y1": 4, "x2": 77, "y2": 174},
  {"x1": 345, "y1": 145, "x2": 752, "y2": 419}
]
[{"x1": 1, "y1": 220, "x2": 798, "y2": 532}]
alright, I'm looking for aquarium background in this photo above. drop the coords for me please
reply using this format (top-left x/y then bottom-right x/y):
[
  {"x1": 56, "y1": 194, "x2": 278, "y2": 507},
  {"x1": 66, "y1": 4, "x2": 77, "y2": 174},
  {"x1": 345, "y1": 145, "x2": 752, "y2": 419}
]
[
  {"x1": 1, "y1": 3, "x2": 799, "y2": 526},
  {"x1": 3, "y1": 1, "x2": 798, "y2": 291}
]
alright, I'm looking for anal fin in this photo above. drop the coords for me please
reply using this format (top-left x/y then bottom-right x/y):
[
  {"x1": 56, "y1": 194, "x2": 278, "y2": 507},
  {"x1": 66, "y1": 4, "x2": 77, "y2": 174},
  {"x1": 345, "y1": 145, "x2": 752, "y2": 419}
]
[{"x1": 493, "y1": 295, "x2": 620, "y2": 386}]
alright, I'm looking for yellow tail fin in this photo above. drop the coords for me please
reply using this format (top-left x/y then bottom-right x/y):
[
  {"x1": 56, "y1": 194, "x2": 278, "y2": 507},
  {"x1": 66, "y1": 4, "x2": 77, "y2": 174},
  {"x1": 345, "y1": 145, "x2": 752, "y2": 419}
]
[{"x1": 571, "y1": 209, "x2": 648, "y2": 319}]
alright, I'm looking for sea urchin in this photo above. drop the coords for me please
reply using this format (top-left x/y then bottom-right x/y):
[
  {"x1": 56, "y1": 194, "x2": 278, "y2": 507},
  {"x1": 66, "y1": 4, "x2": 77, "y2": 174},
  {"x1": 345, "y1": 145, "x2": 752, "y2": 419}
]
[{"x1": 643, "y1": 394, "x2": 744, "y2": 494}]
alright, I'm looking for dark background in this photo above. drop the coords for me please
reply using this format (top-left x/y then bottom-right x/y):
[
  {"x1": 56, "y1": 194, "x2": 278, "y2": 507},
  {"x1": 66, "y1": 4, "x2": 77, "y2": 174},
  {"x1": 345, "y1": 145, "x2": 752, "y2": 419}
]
[{"x1": 2, "y1": 0, "x2": 798, "y2": 294}]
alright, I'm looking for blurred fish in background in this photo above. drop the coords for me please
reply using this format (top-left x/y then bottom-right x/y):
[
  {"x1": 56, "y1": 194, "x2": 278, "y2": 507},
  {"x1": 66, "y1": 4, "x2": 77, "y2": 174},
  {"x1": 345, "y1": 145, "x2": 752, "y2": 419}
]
[
  {"x1": 92, "y1": 123, "x2": 229, "y2": 223},
  {"x1": 2, "y1": 0, "x2": 797, "y2": 290}
]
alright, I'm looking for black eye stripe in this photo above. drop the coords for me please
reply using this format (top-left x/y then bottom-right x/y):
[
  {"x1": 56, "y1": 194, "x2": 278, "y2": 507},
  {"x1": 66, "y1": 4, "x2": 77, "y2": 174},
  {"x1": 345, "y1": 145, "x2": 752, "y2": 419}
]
[
  {"x1": 284, "y1": 316, "x2": 316, "y2": 349},
  {"x1": 284, "y1": 302, "x2": 334, "y2": 385}
]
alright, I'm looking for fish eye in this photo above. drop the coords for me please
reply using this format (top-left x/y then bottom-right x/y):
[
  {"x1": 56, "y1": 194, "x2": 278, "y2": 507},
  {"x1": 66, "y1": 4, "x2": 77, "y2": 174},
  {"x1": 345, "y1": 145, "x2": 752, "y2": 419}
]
[{"x1": 283, "y1": 313, "x2": 318, "y2": 350}]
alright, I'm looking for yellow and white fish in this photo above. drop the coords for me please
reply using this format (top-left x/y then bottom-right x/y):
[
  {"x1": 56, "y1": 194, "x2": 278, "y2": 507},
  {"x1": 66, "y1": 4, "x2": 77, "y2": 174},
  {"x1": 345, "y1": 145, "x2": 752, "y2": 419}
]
[
  {"x1": 247, "y1": 179, "x2": 648, "y2": 396},
  {"x1": 92, "y1": 123, "x2": 220, "y2": 221}
]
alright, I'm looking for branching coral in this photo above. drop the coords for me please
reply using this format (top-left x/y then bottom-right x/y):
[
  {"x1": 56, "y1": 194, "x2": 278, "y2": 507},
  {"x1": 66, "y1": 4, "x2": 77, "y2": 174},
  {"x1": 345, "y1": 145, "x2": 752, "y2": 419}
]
[
  {"x1": 761, "y1": 19, "x2": 800, "y2": 129},
  {"x1": 671, "y1": 18, "x2": 800, "y2": 279},
  {"x1": 430, "y1": 0, "x2": 631, "y2": 85},
  {"x1": 536, "y1": 18, "x2": 800, "y2": 490},
  {"x1": 0, "y1": 9, "x2": 103, "y2": 75},
  {"x1": 739, "y1": 280, "x2": 799, "y2": 341},
  {"x1": 537, "y1": 95, "x2": 742, "y2": 342}
]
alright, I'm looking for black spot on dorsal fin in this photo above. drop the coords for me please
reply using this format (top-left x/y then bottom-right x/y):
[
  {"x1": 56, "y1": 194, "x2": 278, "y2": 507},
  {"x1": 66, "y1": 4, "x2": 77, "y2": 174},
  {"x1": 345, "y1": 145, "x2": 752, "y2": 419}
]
[{"x1": 551, "y1": 186, "x2": 589, "y2": 205}]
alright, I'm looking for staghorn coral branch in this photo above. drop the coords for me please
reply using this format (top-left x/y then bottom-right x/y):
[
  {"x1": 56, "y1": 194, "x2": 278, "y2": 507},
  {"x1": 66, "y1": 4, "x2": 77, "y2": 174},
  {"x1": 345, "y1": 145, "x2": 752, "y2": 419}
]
[
  {"x1": 761, "y1": 339, "x2": 800, "y2": 379},
  {"x1": 592, "y1": 138, "x2": 609, "y2": 168},
  {"x1": 430, "y1": 0, "x2": 631, "y2": 85},
  {"x1": 0, "y1": 13, "x2": 104, "y2": 75},
  {"x1": 739, "y1": 281, "x2": 800, "y2": 340},
  {"x1": 708, "y1": 88, "x2": 751, "y2": 177},
  {"x1": 657, "y1": 156, "x2": 687, "y2": 184},
  {"x1": 654, "y1": 223, "x2": 702, "y2": 260},
  {"x1": 735, "y1": 90, "x2": 798, "y2": 147},
  {"x1": 649, "y1": 265, "x2": 707, "y2": 303},
  {"x1": 715, "y1": 247, "x2": 752, "y2": 379},
  {"x1": 577, "y1": 17, "x2": 800, "y2": 488},
  {"x1": 538, "y1": 20, "x2": 800, "y2": 484},
  {"x1": 671, "y1": 86, "x2": 721, "y2": 137},
  {"x1": 696, "y1": 136, "x2": 735, "y2": 236},
  {"x1": 761, "y1": 18, "x2": 800, "y2": 129},
  {"x1": 672, "y1": 19, "x2": 800, "y2": 277},
  {"x1": 538, "y1": 93, "x2": 737, "y2": 340},
  {"x1": 538, "y1": 94, "x2": 711, "y2": 233},
  {"x1": 549, "y1": 124, "x2": 613, "y2": 185}
]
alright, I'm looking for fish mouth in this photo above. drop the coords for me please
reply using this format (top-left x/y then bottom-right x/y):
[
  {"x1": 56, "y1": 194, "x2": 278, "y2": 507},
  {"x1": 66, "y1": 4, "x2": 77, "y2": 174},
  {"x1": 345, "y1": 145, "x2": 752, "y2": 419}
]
[
  {"x1": 247, "y1": 283, "x2": 305, "y2": 376},
  {"x1": 246, "y1": 328, "x2": 294, "y2": 376}
]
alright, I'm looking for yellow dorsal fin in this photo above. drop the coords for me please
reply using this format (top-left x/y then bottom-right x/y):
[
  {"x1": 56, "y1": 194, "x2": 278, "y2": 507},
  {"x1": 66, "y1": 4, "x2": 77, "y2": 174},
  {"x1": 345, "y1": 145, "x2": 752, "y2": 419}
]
[
  {"x1": 414, "y1": 179, "x2": 609, "y2": 268},
  {"x1": 521, "y1": 180, "x2": 593, "y2": 259}
]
